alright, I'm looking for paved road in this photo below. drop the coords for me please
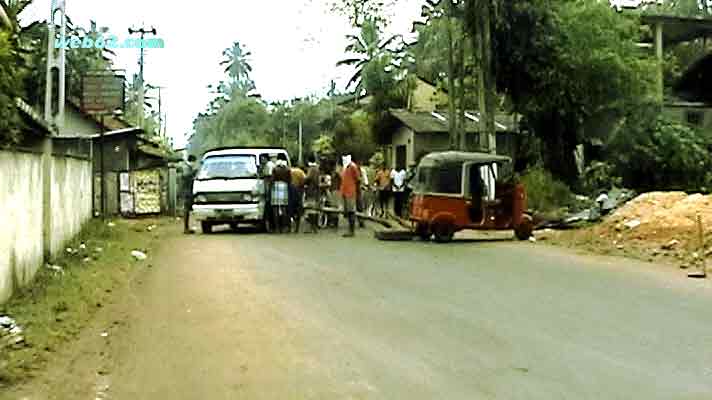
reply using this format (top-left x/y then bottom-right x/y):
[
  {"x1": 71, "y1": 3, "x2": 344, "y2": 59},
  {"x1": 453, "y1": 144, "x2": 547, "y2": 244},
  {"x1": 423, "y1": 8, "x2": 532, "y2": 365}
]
[{"x1": 8, "y1": 224, "x2": 712, "y2": 399}]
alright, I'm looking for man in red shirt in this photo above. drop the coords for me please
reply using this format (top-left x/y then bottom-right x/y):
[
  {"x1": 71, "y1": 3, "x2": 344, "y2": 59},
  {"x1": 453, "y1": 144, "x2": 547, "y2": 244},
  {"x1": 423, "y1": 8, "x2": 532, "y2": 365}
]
[{"x1": 340, "y1": 154, "x2": 360, "y2": 237}]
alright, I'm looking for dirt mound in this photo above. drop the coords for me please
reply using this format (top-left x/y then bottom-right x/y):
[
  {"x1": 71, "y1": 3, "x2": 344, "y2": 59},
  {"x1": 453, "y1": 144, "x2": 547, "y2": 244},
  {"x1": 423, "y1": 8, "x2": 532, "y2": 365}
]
[
  {"x1": 595, "y1": 192, "x2": 712, "y2": 250},
  {"x1": 608, "y1": 192, "x2": 712, "y2": 230}
]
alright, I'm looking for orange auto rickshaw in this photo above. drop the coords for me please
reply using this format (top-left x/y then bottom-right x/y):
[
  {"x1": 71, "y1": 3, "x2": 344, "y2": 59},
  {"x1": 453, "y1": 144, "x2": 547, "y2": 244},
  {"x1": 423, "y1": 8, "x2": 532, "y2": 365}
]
[{"x1": 409, "y1": 151, "x2": 533, "y2": 242}]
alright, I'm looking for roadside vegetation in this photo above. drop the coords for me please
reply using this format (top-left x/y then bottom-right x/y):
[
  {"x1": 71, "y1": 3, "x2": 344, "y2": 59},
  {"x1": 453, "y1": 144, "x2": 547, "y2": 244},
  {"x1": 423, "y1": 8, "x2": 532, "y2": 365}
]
[{"x1": 0, "y1": 218, "x2": 167, "y2": 388}]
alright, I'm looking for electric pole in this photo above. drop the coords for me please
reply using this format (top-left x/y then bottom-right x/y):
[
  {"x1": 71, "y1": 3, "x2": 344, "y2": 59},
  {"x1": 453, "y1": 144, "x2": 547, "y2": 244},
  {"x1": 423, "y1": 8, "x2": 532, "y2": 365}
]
[{"x1": 128, "y1": 25, "x2": 157, "y2": 129}]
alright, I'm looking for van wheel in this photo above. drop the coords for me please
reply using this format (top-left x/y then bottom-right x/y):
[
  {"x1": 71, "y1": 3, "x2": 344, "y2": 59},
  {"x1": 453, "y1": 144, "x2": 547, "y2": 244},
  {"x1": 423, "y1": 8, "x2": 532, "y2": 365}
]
[
  {"x1": 514, "y1": 214, "x2": 534, "y2": 240},
  {"x1": 201, "y1": 222, "x2": 213, "y2": 234},
  {"x1": 432, "y1": 222, "x2": 454, "y2": 243},
  {"x1": 415, "y1": 223, "x2": 431, "y2": 241}
]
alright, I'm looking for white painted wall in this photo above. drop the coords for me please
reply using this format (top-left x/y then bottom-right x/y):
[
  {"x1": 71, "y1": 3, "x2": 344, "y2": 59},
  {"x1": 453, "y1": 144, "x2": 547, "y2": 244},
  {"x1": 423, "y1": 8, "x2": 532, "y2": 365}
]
[
  {"x1": 0, "y1": 151, "x2": 44, "y2": 303},
  {"x1": 0, "y1": 150, "x2": 93, "y2": 303},
  {"x1": 50, "y1": 157, "x2": 93, "y2": 255}
]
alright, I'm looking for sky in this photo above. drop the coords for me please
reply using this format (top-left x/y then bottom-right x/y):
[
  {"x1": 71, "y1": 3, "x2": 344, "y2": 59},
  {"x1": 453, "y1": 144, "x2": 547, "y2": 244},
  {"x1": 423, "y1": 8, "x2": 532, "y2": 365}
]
[{"x1": 21, "y1": 0, "x2": 423, "y2": 148}]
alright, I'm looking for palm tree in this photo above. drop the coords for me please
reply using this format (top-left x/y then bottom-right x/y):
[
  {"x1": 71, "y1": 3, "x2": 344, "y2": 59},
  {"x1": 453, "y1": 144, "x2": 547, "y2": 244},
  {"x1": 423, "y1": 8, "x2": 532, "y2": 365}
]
[
  {"x1": 220, "y1": 41, "x2": 255, "y2": 96},
  {"x1": 336, "y1": 19, "x2": 401, "y2": 95}
]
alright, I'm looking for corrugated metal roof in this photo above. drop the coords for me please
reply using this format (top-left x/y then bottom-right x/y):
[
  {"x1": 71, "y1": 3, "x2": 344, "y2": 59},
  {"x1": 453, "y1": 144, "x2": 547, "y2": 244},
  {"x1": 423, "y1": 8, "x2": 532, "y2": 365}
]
[
  {"x1": 419, "y1": 151, "x2": 512, "y2": 166},
  {"x1": 389, "y1": 109, "x2": 515, "y2": 133}
]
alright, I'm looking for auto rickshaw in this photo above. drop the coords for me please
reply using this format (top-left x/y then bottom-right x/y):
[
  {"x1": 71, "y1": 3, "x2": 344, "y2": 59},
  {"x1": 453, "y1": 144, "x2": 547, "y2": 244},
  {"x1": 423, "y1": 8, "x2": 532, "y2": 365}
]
[{"x1": 409, "y1": 151, "x2": 533, "y2": 242}]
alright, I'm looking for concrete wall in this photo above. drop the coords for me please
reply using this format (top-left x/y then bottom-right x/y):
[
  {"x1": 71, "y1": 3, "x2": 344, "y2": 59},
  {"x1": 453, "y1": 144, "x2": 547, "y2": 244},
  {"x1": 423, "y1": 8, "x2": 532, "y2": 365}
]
[
  {"x1": 59, "y1": 105, "x2": 102, "y2": 137},
  {"x1": 0, "y1": 151, "x2": 44, "y2": 303},
  {"x1": 0, "y1": 150, "x2": 93, "y2": 303},
  {"x1": 663, "y1": 106, "x2": 712, "y2": 138},
  {"x1": 390, "y1": 126, "x2": 414, "y2": 169},
  {"x1": 50, "y1": 156, "x2": 93, "y2": 255}
]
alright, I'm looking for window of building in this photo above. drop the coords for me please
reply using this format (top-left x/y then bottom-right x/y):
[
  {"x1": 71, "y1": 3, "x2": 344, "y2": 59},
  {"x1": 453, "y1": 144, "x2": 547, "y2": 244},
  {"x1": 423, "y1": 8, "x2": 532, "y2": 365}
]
[{"x1": 686, "y1": 111, "x2": 703, "y2": 127}]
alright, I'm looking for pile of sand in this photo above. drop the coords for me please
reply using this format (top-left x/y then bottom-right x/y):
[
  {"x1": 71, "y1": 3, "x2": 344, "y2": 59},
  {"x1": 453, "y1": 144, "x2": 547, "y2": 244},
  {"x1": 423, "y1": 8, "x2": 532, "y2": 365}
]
[{"x1": 609, "y1": 192, "x2": 712, "y2": 229}]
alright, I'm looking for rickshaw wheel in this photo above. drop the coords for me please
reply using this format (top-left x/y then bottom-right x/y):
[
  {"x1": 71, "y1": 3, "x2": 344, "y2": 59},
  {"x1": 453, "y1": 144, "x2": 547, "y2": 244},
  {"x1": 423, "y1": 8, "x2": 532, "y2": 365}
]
[
  {"x1": 514, "y1": 214, "x2": 534, "y2": 240},
  {"x1": 432, "y1": 222, "x2": 454, "y2": 243},
  {"x1": 415, "y1": 223, "x2": 431, "y2": 241}
]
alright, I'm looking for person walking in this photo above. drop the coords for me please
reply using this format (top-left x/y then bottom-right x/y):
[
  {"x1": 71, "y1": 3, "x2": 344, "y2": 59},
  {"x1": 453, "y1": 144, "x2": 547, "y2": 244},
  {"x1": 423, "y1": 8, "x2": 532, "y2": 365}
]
[
  {"x1": 391, "y1": 165, "x2": 407, "y2": 218},
  {"x1": 374, "y1": 164, "x2": 391, "y2": 218},
  {"x1": 340, "y1": 154, "x2": 360, "y2": 237},
  {"x1": 289, "y1": 164, "x2": 306, "y2": 233},
  {"x1": 271, "y1": 154, "x2": 291, "y2": 234},
  {"x1": 182, "y1": 155, "x2": 198, "y2": 234},
  {"x1": 303, "y1": 155, "x2": 321, "y2": 233}
]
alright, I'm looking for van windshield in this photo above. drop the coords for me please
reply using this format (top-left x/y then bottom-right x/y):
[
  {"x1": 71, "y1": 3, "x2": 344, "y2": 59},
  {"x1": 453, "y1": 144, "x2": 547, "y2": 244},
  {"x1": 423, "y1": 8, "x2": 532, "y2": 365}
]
[{"x1": 197, "y1": 155, "x2": 258, "y2": 180}]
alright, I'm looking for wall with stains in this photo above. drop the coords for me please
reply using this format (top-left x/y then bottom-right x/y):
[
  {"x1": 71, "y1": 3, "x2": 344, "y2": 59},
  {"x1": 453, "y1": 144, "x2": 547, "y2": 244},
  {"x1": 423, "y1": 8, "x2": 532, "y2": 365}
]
[
  {"x1": 0, "y1": 151, "x2": 44, "y2": 303},
  {"x1": 0, "y1": 150, "x2": 93, "y2": 303},
  {"x1": 50, "y1": 157, "x2": 93, "y2": 256}
]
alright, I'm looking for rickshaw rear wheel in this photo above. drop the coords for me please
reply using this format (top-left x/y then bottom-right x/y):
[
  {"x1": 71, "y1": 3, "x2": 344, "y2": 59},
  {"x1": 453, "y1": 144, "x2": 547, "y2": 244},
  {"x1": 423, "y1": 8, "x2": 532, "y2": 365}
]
[
  {"x1": 514, "y1": 214, "x2": 534, "y2": 240},
  {"x1": 201, "y1": 221, "x2": 213, "y2": 234},
  {"x1": 432, "y1": 222, "x2": 454, "y2": 243},
  {"x1": 415, "y1": 223, "x2": 431, "y2": 241}
]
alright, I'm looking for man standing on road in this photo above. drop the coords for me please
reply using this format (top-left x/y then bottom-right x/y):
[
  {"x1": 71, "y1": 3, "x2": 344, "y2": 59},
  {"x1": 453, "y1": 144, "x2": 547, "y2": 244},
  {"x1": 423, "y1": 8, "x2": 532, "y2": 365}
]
[
  {"x1": 391, "y1": 165, "x2": 407, "y2": 218},
  {"x1": 289, "y1": 164, "x2": 306, "y2": 233},
  {"x1": 303, "y1": 155, "x2": 321, "y2": 233},
  {"x1": 374, "y1": 164, "x2": 391, "y2": 218},
  {"x1": 340, "y1": 153, "x2": 360, "y2": 238},
  {"x1": 271, "y1": 154, "x2": 291, "y2": 234},
  {"x1": 182, "y1": 155, "x2": 198, "y2": 234}
]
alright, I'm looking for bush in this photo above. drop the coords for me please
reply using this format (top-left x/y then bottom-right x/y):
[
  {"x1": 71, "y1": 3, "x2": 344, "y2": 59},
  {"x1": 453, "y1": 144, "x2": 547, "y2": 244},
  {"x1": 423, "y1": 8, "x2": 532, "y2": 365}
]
[
  {"x1": 520, "y1": 166, "x2": 576, "y2": 213},
  {"x1": 581, "y1": 161, "x2": 622, "y2": 196},
  {"x1": 608, "y1": 111, "x2": 712, "y2": 192}
]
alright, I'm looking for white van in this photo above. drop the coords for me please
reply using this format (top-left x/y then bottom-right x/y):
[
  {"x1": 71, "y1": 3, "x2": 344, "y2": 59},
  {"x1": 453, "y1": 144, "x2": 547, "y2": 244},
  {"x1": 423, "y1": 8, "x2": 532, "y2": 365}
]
[{"x1": 191, "y1": 147, "x2": 291, "y2": 233}]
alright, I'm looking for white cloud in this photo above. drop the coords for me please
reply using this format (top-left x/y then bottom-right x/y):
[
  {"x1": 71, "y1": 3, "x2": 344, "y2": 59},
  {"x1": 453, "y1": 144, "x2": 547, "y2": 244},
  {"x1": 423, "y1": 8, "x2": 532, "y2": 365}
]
[{"x1": 21, "y1": 0, "x2": 423, "y2": 148}]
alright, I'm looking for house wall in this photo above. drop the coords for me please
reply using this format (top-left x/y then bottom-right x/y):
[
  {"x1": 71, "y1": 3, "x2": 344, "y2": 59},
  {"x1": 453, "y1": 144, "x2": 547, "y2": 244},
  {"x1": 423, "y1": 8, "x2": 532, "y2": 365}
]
[
  {"x1": 59, "y1": 106, "x2": 102, "y2": 137},
  {"x1": 92, "y1": 135, "x2": 131, "y2": 172},
  {"x1": 0, "y1": 149, "x2": 93, "y2": 303},
  {"x1": 390, "y1": 126, "x2": 415, "y2": 169},
  {"x1": 663, "y1": 106, "x2": 712, "y2": 137}
]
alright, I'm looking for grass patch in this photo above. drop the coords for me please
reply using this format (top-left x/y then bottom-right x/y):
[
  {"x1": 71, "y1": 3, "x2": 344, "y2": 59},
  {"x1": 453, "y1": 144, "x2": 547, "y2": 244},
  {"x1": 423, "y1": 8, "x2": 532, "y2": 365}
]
[{"x1": 0, "y1": 217, "x2": 168, "y2": 389}]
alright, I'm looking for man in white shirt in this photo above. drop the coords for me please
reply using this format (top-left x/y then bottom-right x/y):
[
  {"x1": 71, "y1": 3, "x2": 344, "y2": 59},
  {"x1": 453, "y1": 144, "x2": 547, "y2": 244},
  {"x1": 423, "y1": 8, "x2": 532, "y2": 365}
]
[{"x1": 390, "y1": 166, "x2": 407, "y2": 217}]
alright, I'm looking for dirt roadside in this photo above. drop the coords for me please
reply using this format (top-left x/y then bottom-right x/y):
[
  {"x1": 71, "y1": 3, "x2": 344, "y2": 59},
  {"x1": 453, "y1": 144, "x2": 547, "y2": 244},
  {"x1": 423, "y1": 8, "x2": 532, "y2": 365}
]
[{"x1": 2, "y1": 224, "x2": 310, "y2": 400}]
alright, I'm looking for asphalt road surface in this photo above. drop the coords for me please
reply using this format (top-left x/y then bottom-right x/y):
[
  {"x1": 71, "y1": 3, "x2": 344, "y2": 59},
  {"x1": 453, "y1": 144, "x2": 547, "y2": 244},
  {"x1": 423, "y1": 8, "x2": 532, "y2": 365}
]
[{"x1": 8, "y1": 224, "x2": 712, "y2": 399}]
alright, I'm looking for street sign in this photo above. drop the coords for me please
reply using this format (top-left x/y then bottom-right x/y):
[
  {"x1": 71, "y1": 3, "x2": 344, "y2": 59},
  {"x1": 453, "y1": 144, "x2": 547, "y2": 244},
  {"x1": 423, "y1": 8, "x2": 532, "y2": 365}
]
[{"x1": 81, "y1": 71, "x2": 125, "y2": 113}]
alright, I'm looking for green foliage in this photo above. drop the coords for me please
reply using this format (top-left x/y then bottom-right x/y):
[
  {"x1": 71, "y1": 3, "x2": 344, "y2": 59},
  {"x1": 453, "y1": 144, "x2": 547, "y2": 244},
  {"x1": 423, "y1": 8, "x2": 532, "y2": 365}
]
[
  {"x1": 0, "y1": 30, "x2": 25, "y2": 145},
  {"x1": 580, "y1": 161, "x2": 622, "y2": 196},
  {"x1": 519, "y1": 165, "x2": 576, "y2": 213},
  {"x1": 369, "y1": 151, "x2": 385, "y2": 168},
  {"x1": 472, "y1": 0, "x2": 656, "y2": 183},
  {"x1": 312, "y1": 134, "x2": 335, "y2": 158},
  {"x1": 608, "y1": 106, "x2": 712, "y2": 192},
  {"x1": 333, "y1": 110, "x2": 378, "y2": 162}
]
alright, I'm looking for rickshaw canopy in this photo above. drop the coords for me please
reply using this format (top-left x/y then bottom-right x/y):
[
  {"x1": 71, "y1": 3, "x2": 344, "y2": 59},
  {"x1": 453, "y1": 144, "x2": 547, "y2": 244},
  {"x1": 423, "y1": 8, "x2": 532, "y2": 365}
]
[{"x1": 418, "y1": 151, "x2": 512, "y2": 168}]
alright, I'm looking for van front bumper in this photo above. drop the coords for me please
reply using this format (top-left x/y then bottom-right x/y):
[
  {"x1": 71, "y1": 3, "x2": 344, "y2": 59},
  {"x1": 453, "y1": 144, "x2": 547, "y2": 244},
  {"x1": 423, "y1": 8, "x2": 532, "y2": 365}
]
[{"x1": 192, "y1": 203, "x2": 264, "y2": 223}]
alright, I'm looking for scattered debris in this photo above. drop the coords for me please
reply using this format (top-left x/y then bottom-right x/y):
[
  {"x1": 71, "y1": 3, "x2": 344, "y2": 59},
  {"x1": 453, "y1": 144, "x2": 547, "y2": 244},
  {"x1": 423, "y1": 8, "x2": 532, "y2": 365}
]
[
  {"x1": 66, "y1": 247, "x2": 74, "y2": 254},
  {"x1": 100, "y1": 332, "x2": 109, "y2": 338},
  {"x1": 45, "y1": 264, "x2": 65, "y2": 275},
  {"x1": 529, "y1": 236, "x2": 537, "y2": 243},
  {"x1": 130, "y1": 250, "x2": 147, "y2": 261},
  {"x1": 95, "y1": 247, "x2": 104, "y2": 253},
  {"x1": 624, "y1": 219, "x2": 641, "y2": 230},
  {"x1": 83, "y1": 257, "x2": 92, "y2": 263},
  {"x1": 0, "y1": 315, "x2": 25, "y2": 348},
  {"x1": 79, "y1": 243, "x2": 87, "y2": 250},
  {"x1": 147, "y1": 224, "x2": 157, "y2": 232},
  {"x1": 107, "y1": 222, "x2": 116, "y2": 228},
  {"x1": 662, "y1": 239, "x2": 680, "y2": 250}
]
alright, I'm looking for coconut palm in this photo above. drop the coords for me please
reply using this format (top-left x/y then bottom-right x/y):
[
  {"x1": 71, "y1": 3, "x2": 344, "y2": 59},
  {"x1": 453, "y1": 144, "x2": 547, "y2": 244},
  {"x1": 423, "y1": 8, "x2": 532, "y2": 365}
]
[
  {"x1": 220, "y1": 41, "x2": 255, "y2": 96},
  {"x1": 336, "y1": 19, "x2": 401, "y2": 95}
]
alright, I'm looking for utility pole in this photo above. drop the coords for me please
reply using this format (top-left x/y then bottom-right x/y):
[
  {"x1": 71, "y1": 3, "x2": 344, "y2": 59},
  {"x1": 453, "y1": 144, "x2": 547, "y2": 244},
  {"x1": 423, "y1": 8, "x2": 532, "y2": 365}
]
[
  {"x1": 298, "y1": 120, "x2": 303, "y2": 166},
  {"x1": 128, "y1": 25, "x2": 157, "y2": 129}
]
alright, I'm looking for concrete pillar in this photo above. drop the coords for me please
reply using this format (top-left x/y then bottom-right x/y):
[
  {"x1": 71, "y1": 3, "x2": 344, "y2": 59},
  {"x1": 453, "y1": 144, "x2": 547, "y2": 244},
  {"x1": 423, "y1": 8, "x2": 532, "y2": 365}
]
[
  {"x1": 655, "y1": 22, "x2": 664, "y2": 102},
  {"x1": 41, "y1": 137, "x2": 53, "y2": 261}
]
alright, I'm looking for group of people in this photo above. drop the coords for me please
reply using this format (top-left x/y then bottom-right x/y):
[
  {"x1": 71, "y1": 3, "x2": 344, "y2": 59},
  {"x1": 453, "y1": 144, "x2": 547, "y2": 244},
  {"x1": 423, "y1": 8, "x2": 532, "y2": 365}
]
[{"x1": 262, "y1": 153, "x2": 366, "y2": 237}]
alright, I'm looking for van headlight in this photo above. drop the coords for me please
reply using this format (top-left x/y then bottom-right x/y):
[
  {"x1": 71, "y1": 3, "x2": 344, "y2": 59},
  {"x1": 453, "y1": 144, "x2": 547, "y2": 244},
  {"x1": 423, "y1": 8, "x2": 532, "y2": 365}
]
[{"x1": 194, "y1": 194, "x2": 207, "y2": 203}]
